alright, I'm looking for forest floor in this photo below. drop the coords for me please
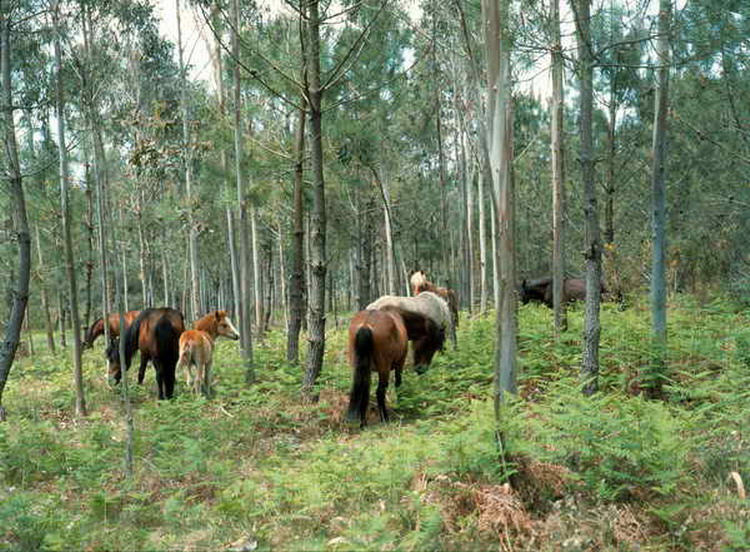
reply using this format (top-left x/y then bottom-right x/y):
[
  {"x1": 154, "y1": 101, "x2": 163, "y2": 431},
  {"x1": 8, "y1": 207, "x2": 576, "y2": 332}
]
[{"x1": 2, "y1": 295, "x2": 750, "y2": 551}]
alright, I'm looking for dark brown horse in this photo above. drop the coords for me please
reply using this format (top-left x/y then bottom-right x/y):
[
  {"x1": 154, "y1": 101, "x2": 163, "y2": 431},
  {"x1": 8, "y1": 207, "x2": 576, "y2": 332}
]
[
  {"x1": 346, "y1": 309, "x2": 408, "y2": 427},
  {"x1": 83, "y1": 310, "x2": 140, "y2": 349},
  {"x1": 519, "y1": 277, "x2": 604, "y2": 308},
  {"x1": 107, "y1": 307, "x2": 185, "y2": 399},
  {"x1": 409, "y1": 270, "x2": 459, "y2": 348}
]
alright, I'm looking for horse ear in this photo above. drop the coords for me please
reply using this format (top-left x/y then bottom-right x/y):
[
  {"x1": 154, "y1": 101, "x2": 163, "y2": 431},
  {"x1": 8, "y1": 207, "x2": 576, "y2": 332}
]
[{"x1": 215, "y1": 311, "x2": 222, "y2": 320}]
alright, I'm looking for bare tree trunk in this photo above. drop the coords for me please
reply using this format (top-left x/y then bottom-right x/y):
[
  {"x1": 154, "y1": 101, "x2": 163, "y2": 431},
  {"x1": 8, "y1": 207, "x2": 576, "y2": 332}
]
[
  {"x1": 251, "y1": 206, "x2": 263, "y2": 332},
  {"x1": 113, "y1": 244, "x2": 134, "y2": 479},
  {"x1": 137, "y1": 191, "x2": 149, "y2": 307},
  {"x1": 35, "y1": 227, "x2": 56, "y2": 353},
  {"x1": 81, "y1": 1, "x2": 111, "y2": 349},
  {"x1": 287, "y1": 91, "x2": 306, "y2": 364},
  {"x1": 231, "y1": 0, "x2": 253, "y2": 381},
  {"x1": 490, "y1": 199, "x2": 499, "y2": 311},
  {"x1": 482, "y1": 0, "x2": 517, "y2": 410},
  {"x1": 648, "y1": 0, "x2": 671, "y2": 399},
  {"x1": 176, "y1": 0, "x2": 201, "y2": 322},
  {"x1": 302, "y1": 0, "x2": 327, "y2": 401},
  {"x1": 83, "y1": 160, "x2": 94, "y2": 327},
  {"x1": 58, "y1": 292, "x2": 67, "y2": 349},
  {"x1": 161, "y1": 249, "x2": 170, "y2": 306},
  {"x1": 54, "y1": 3, "x2": 86, "y2": 416},
  {"x1": 478, "y1": 152, "x2": 488, "y2": 313},
  {"x1": 0, "y1": 7, "x2": 32, "y2": 421},
  {"x1": 464, "y1": 131, "x2": 475, "y2": 313},
  {"x1": 574, "y1": 0, "x2": 602, "y2": 395},
  {"x1": 277, "y1": 223, "x2": 289, "y2": 333},
  {"x1": 122, "y1": 250, "x2": 129, "y2": 312},
  {"x1": 551, "y1": 0, "x2": 567, "y2": 334}
]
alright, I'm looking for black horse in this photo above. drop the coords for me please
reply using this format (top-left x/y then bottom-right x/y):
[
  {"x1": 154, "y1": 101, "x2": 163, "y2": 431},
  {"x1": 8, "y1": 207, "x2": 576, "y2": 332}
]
[
  {"x1": 107, "y1": 307, "x2": 185, "y2": 399},
  {"x1": 519, "y1": 277, "x2": 604, "y2": 308}
]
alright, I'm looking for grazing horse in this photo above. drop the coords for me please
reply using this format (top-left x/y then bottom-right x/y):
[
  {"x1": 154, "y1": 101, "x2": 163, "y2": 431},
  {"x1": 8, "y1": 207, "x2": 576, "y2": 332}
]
[
  {"x1": 178, "y1": 310, "x2": 240, "y2": 397},
  {"x1": 519, "y1": 277, "x2": 604, "y2": 308},
  {"x1": 107, "y1": 307, "x2": 185, "y2": 399},
  {"x1": 346, "y1": 309, "x2": 408, "y2": 427},
  {"x1": 410, "y1": 270, "x2": 459, "y2": 348},
  {"x1": 83, "y1": 310, "x2": 140, "y2": 349},
  {"x1": 367, "y1": 291, "x2": 450, "y2": 374}
]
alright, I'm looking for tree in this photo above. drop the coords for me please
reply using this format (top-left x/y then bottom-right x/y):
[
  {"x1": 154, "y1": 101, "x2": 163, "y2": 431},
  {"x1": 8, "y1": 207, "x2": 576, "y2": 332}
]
[
  {"x1": 550, "y1": 0, "x2": 566, "y2": 334},
  {"x1": 647, "y1": 0, "x2": 672, "y2": 398},
  {"x1": 301, "y1": 0, "x2": 326, "y2": 401},
  {"x1": 0, "y1": 3, "x2": 31, "y2": 421},
  {"x1": 573, "y1": 0, "x2": 602, "y2": 395},
  {"x1": 53, "y1": 0, "x2": 86, "y2": 416},
  {"x1": 482, "y1": 0, "x2": 517, "y2": 409}
]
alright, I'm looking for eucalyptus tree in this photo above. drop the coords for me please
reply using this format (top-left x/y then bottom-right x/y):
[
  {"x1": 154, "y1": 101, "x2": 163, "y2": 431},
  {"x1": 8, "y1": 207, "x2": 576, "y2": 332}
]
[
  {"x1": 53, "y1": 0, "x2": 86, "y2": 416},
  {"x1": 481, "y1": 0, "x2": 517, "y2": 403},
  {"x1": 647, "y1": 0, "x2": 671, "y2": 398}
]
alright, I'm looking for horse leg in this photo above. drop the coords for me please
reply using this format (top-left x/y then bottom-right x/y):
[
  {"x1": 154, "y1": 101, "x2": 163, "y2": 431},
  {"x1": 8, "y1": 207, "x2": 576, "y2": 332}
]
[
  {"x1": 163, "y1": 361, "x2": 176, "y2": 399},
  {"x1": 137, "y1": 353, "x2": 149, "y2": 385},
  {"x1": 376, "y1": 371, "x2": 389, "y2": 423},
  {"x1": 202, "y1": 359, "x2": 213, "y2": 398},
  {"x1": 154, "y1": 363, "x2": 165, "y2": 400},
  {"x1": 413, "y1": 338, "x2": 429, "y2": 375}
]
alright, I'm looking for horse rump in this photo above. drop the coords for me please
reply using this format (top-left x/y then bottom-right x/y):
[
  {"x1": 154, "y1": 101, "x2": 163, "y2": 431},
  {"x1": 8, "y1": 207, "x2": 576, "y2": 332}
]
[{"x1": 347, "y1": 326, "x2": 373, "y2": 425}]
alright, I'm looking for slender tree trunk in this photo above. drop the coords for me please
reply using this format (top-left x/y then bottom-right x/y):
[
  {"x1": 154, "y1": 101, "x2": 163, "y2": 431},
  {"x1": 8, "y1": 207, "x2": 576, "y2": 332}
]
[
  {"x1": 35, "y1": 227, "x2": 56, "y2": 353},
  {"x1": 162, "y1": 249, "x2": 170, "y2": 306},
  {"x1": 551, "y1": 0, "x2": 567, "y2": 334},
  {"x1": 482, "y1": 0, "x2": 517, "y2": 411},
  {"x1": 302, "y1": 0, "x2": 327, "y2": 400},
  {"x1": 278, "y1": 223, "x2": 289, "y2": 332},
  {"x1": 58, "y1": 292, "x2": 67, "y2": 349},
  {"x1": 251, "y1": 206, "x2": 263, "y2": 332},
  {"x1": 122, "y1": 251, "x2": 129, "y2": 312},
  {"x1": 176, "y1": 0, "x2": 201, "y2": 321},
  {"x1": 81, "y1": 2, "x2": 111, "y2": 348},
  {"x1": 574, "y1": 0, "x2": 602, "y2": 395},
  {"x1": 114, "y1": 245, "x2": 134, "y2": 479},
  {"x1": 83, "y1": 168, "x2": 94, "y2": 327},
  {"x1": 54, "y1": 5, "x2": 86, "y2": 415},
  {"x1": 231, "y1": 0, "x2": 253, "y2": 380},
  {"x1": 648, "y1": 0, "x2": 671, "y2": 399},
  {"x1": 0, "y1": 8, "x2": 31, "y2": 421},
  {"x1": 137, "y1": 191, "x2": 149, "y2": 307},
  {"x1": 478, "y1": 151, "x2": 488, "y2": 313},
  {"x1": 287, "y1": 83, "x2": 307, "y2": 364},
  {"x1": 464, "y1": 131, "x2": 475, "y2": 313}
]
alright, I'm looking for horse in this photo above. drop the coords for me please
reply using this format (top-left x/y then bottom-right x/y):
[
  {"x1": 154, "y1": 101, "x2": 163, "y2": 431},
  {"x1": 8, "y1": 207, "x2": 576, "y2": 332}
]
[
  {"x1": 178, "y1": 310, "x2": 240, "y2": 397},
  {"x1": 346, "y1": 309, "x2": 408, "y2": 427},
  {"x1": 519, "y1": 277, "x2": 604, "y2": 308},
  {"x1": 409, "y1": 270, "x2": 459, "y2": 348},
  {"x1": 83, "y1": 310, "x2": 140, "y2": 349},
  {"x1": 106, "y1": 307, "x2": 185, "y2": 399},
  {"x1": 367, "y1": 291, "x2": 450, "y2": 374}
]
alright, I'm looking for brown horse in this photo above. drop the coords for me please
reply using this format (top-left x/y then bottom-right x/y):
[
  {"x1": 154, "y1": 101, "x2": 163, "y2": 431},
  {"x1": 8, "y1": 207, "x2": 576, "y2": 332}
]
[
  {"x1": 107, "y1": 307, "x2": 185, "y2": 399},
  {"x1": 367, "y1": 291, "x2": 450, "y2": 374},
  {"x1": 178, "y1": 310, "x2": 240, "y2": 397},
  {"x1": 519, "y1": 277, "x2": 605, "y2": 308},
  {"x1": 410, "y1": 270, "x2": 458, "y2": 348},
  {"x1": 346, "y1": 309, "x2": 408, "y2": 427},
  {"x1": 83, "y1": 310, "x2": 140, "y2": 349}
]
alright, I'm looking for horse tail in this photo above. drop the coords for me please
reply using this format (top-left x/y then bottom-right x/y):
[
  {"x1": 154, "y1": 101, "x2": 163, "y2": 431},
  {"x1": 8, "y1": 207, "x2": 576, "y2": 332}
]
[
  {"x1": 178, "y1": 338, "x2": 192, "y2": 367},
  {"x1": 155, "y1": 316, "x2": 181, "y2": 367},
  {"x1": 347, "y1": 326, "x2": 373, "y2": 424}
]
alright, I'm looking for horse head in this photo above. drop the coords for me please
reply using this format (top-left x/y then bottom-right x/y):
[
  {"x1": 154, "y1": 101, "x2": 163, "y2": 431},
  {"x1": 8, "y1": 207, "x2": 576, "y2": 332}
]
[{"x1": 214, "y1": 310, "x2": 240, "y2": 341}]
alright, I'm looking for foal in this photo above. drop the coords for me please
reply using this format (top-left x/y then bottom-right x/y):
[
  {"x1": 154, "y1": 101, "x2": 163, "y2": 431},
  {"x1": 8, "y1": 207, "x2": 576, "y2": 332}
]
[{"x1": 178, "y1": 310, "x2": 240, "y2": 397}]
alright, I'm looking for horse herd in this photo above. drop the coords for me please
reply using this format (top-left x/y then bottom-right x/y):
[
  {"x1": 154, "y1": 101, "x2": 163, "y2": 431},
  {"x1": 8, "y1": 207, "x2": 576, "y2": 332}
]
[{"x1": 81, "y1": 271, "x2": 594, "y2": 425}]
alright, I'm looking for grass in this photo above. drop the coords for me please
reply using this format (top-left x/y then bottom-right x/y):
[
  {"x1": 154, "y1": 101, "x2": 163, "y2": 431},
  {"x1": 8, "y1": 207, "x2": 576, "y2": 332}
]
[{"x1": 1, "y1": 294, "x2": 750, "y2": 551}]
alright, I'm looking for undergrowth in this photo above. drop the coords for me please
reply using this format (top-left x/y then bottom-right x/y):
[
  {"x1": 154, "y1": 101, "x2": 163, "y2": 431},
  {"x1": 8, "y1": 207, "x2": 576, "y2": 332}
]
[{"x1": 1, "y1": 294, "x2": 749, "y2": 551}]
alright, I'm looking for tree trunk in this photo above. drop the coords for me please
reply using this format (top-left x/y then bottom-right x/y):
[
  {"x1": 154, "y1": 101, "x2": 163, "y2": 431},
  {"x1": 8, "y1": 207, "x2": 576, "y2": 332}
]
[
  {"x1": 574, "y1": 0, "x2": 602, "y2": 395},
  {"x1": 302, "y1": 0, "x2": 327, "y2": 401},
  {"x1": 83, "y1": 167, "x2": 94, "y2": 327},
  {"x1": 482, "y1": 0, "x2": 517, "y2": 411},
  {"x1": 176, "y1": 0, "x2": 201, "y2": 322},
  {"x1": 551, "y1": 0, "x2": 567, "y2": 334},
  {"x1": 231, "y1": 0, "x2": 254, "y2": 380},
  {"x1": 648, "y1": 0, "x2": 671, "y2": 399},
  {"x1": 251, "y1": 205, "x2": 263, "y2": 332},
  {"x1": 54, "y1": 3, "x2": 86, "y2": 416},
  {"x1": 58, "y1": 292, "x2": 67, "y2": 349},
  {"x1": 287, "y1": 94, "x2": 306, "y2": 364},
  {"x1": 35, "y1": 227, "x2": 56, "y2": 353},
  {"x1": 277, "y1": 223, "x2": 289, "y2": 332},
  {"x1": 113, "y1": 245, "x2": 134, "y2": 479},
  {"x1": 0, "y1": 8, "x2": 32, "y2": 421}
]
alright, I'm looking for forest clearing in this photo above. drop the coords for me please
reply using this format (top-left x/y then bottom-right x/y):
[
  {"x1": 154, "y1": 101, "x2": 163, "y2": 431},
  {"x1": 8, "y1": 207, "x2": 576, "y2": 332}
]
[{"x1": 1, "y1": 0, "x2": 749, "y2": 550}]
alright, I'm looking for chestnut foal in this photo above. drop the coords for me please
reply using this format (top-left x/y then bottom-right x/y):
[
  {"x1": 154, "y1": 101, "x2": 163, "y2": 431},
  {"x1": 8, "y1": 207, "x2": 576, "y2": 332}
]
[{"x1": 178, "y1": 310, "x2": 240, "y2": 397}]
